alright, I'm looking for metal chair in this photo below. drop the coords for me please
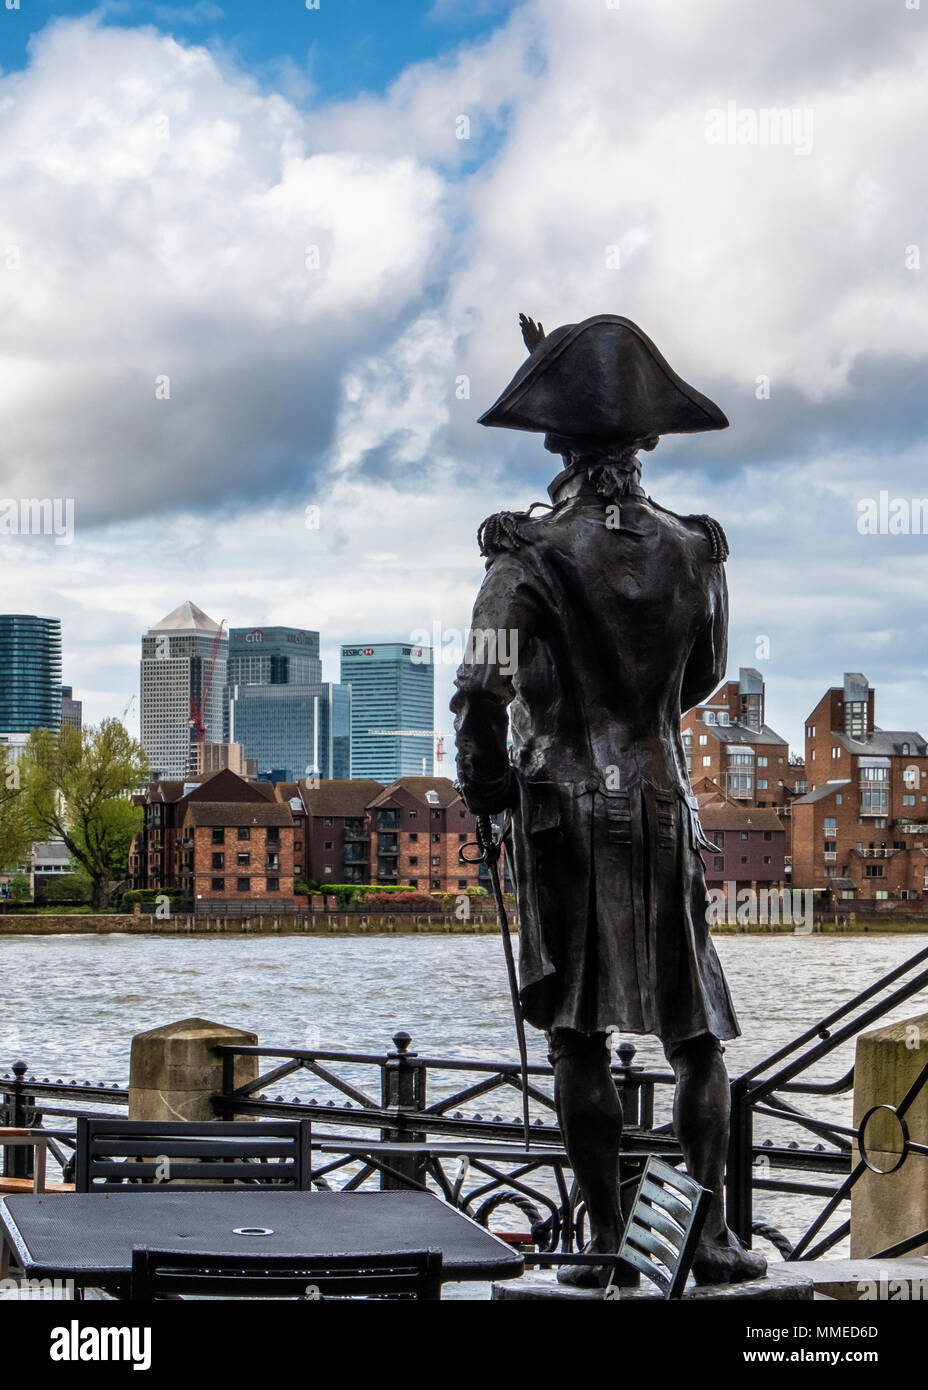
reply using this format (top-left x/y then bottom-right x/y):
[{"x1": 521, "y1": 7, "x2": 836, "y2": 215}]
[
  {"x1": 525, "y1": 1155, "x2": 711, "y2": 1299},
  {"x1": 0, "y1": 1127, "x2": 76, "y2": 1194},
  {"x1": 75, "y1": 1118, "x2": 311, "y2": 1192},
  {"x1": 129, "y1": 1246, "x2": 444, "y2": 1300}
]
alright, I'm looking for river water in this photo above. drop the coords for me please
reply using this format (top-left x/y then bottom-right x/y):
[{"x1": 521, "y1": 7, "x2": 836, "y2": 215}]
[{"x1": 2, "y1": 932, "x2": 927, "y2": 1253}]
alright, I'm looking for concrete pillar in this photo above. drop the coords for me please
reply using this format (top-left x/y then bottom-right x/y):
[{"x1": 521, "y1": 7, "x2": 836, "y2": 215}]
[
  {"x1": 851, "y1": 1011, "x2": 928, "y2": 1257},
  {"x1": 129, "y1": 1017, "x2": 258, "y2": 1122}
]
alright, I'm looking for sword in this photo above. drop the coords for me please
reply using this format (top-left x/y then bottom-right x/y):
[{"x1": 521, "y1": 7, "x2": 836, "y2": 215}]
[{"x1": 474, "y1": 813, "x2": 532, "y2": 1151}]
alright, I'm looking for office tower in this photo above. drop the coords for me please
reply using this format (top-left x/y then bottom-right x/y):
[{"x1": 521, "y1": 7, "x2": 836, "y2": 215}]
[
  {"x1": 226, "y1": 627, "x2": 322, "y2": 691},
  {"x1": 140, "y1": 601, "x2": 227, "y2": 779},
  {"x1": 0, "y1": 615, "x2": 62, "y2": 736},
  {"x1": 229, "y1": 682, "x2": 351, "y2": 783},
  {"x1": 60, "y1": 685, "x2": 83, "y2": 731},
  {"x1": 340, "y1": 642, "x2": 434, "y2": 781}
]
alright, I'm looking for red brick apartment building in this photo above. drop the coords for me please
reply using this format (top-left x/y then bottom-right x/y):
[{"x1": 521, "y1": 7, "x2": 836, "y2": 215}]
[
  {"x1": 791, "y1": 673, "x2": 928, "y2": 903},
  {"x1": 682, "y1": 667, "x2": 805, "y2": 811},
  {"x1": 692, "y1": 778, "x2": 787, "y2": 893},
  {"x1": 129, "y1": 768, "x2": 296, "y2": 906},
  {"x1": 278, "y1": 776, "x2": 481, "y2": 894}
]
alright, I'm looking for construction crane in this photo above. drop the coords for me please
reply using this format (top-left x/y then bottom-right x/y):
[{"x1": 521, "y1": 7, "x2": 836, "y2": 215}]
[
  {"x1": 189, "y1": 619, "x2": 226, "y2": 745},
  {"x1": 367, "y1": 728, "x2": 452, "y2": 764}
]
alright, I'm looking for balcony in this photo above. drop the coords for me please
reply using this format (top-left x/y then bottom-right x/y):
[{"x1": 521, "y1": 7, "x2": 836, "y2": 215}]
[
  {"x1": 824, "y1": 851, "x2": 837, "y2": 862},
  {"x1": 344, "y1": 821, "x2": 370, "y2": 841},
  {"x1": 265, "y1": 856, "x2": 280, "y2": 871},
  {"x1": 855, "y1": 848, "x2": 897, "y2": 859},
  {"x1": 377, "y1": 835, "x2": 399, "y2": 855},
  {"x1": 377, "y1": 812, "x2": 400, "y2": 830},
  {"x1": 344, "y1": 846, "x2": 369, "y2": 865}
]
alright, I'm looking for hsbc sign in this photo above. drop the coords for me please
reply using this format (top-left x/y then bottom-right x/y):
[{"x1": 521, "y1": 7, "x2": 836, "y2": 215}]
[{"x1": 344, "y1": 647, "x2": 375, "y2": 657}]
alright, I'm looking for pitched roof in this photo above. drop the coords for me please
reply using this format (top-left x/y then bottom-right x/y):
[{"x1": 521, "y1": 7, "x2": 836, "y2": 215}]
[
  {"x1": 833, "y1": 729, "x2": 928, "y2": 757},
  {"x1": 792, "y1": 780, "x2": 851, "y2": 805},
  {"x1": 696, "y1": 803, "x2": 784, "y2": 833},
  {"x1": 369, "y1": 777, "x2": 463, "y2": 810},
  {"x1": 692, "y1": 719, "x2": 788, "y2": 748},
  {"x1": 296, "y1": 779, "x2": 385, "y2": 818},
  {"x1": 186, "y1": 802, "x2": 293, "y2": 827},
  {"x1": 148, "y1": 601, "x2": 223, "y2": 633}
]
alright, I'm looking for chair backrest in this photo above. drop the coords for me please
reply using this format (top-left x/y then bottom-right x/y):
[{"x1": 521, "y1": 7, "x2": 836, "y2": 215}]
[
  {"x1": 129, "y1": 1246, "x2": 443, "y2": 1301},
  {"x1": 617, "y1": 1155, "x2": 711, "y2": 1300},
  {"x1": 75, "y1": 1118, "x2": 311, "y2": 1192}
]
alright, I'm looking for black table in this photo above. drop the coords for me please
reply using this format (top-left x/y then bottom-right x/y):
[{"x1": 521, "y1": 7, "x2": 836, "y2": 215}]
[{"x1": 0, "y1": 1190, "x2": 523, "y2": 1295}]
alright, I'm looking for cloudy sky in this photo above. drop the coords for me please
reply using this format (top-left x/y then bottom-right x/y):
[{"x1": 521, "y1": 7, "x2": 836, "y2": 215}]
[{"x1": 1, "y1": 0, "x2": 926, "y2": 763}]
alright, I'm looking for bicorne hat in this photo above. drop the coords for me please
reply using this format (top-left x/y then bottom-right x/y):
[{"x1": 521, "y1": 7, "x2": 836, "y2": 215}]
[{"x1": 477, "y1": 313, "x2": 728, "y2": 441}]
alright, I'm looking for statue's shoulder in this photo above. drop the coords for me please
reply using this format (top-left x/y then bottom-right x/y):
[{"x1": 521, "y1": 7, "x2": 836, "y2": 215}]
[
  {"x1": 646, "y1": 498, "x2": 730, "y2": 562},
  {"x1": 477, "y1": 504, "x2": 553, "y2": 560}
]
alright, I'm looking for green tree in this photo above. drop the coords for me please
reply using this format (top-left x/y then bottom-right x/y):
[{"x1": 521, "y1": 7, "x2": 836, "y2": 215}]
[
  {"x1": 20, "y1": 720, "x2": 149, "y2": 910},
  {"x1": 0, "y1": 748, "x2": 31, "y2": 874},
  {"x1": 8, "y1": 871, "x2": 31, "y2": 902}
]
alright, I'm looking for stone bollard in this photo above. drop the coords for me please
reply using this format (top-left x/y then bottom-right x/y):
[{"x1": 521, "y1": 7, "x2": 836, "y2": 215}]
[
  {"x1": 129, "y1": 1017, "x2": 258, "y2": 1123},
  {"x1": 850, "y1": 1011, "x2": 928, "y2": 1257}
]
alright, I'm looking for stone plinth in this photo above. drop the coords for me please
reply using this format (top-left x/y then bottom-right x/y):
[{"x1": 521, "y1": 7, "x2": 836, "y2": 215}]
[
  {"x1": 851, "y1": 1012, "x2": 928, "y2": 1258},
  {"x1": 782, "y1": 1258, "x2": 928, "y2": 1300},
  {"x1": 492, "y1": 1267, "x2": 813, "y2": 1300},
  {"x1": 129, "y1": 1017, "x2": 257, "y2": 1122}
]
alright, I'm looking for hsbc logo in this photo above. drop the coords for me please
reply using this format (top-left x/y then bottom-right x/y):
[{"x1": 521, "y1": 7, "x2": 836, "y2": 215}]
[{"x1": 344, "y1": 647, "x2": 375, "y2": 657}]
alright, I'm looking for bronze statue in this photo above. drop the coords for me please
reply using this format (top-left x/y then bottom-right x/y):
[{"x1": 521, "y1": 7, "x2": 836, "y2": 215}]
[{"x1": 452, "y1": 313, "x2": 767, "y2": 1286}]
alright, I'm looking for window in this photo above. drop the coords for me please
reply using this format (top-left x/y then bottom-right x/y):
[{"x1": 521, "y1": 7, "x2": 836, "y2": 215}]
[
  {"x1": 757, "y1": 780, "x2": 768, "y2": 790},
  {"x1": 238, "y1": 827, "x2": 251, "y2": 841},
  {"x1": 740, "y1": 831, "x2": 749, "y2": 841},
  {"x1": 432, "y1": 833, "x2": 441, "y2": 843},
  {"x1": 702, "y1": 756, "x2": 711, "y2": 767},
  {"x1": 266, "y1": 878, "x2": 279, "y2": 892},
  {"x1": 836, "y1": 794, "x2": 842, "y2": 805},
  {"x1": 458, "y1": 879, "x2": 467, "y2": 889},
  {"x1": 763, "y1": 856, "x2": 771, "y2": 865},
  {"x1": 324, "y1": 840, "x2": 334, "y2": 850},
  {"x1": 431, "y1": 856, "x2": 440, "y2": 866},
  {"x1": 432, "y1": 880, "x2": 440, "y2": 889},
  {"x1": 763, "y1": 831, "x2": 772, "y2": 841},
  {"x1": 824, "y1": 840, "x2": 836, "y2": 853},
  {"x1": 323, "y1": 817, "x2": 333, "y2": 827},
  {"x1": 294, "y1": 840, "x2": 302, "y2": 851},
  {"x1": 410, "y1": 832, "x2": 418, "y2": 841},
  {"x1": 740, "y1": 855, "x2": 748, "y2": 864},
  {"x1": 875, "y1": 890, "x2": 889, "y2": 900},
  {"x1": 903, "y1": 795, "x2": 916, "y2": 806},
  {"x1": 824, "y1": 817, "x2": 836, "y2": 835},
  {"x1": 409, "y1": 855, "x2": 418, "y2": 865},
  {"x1": 409, "y1": 810, "x2": 417, "y2": 819},
  {"x1": 459, "y1": 833, "x2": 468, "y2": 842},
  {"x1": 211, "y1": 878, "x2": 224, "y2": 891},
  {"x1": 713, "y1": 855, "x2": 724, "y2": 872},
  {"x1": 237, "y1": 852, "x2": 250, "y2": 867},
  {"x1": 699, "y1": 735, "x2": 708, "y2": 746},
  {"x1": 864, "y1": 865, "x2": 884, "y2": 878},
  {"x1": 212, "y1": 853, "x2": 224, "y2": 870},
  {"x1": 212, "y1": 829, "x2": 224, "y2": 845},
  {"x1": 237, "y1": 876, "x2": 250, "y2": 891},
  {"x1": 758, "y1": 756, "x2": 768, "y2": 767}
]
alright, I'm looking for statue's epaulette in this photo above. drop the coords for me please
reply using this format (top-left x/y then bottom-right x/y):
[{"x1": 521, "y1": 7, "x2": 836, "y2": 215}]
[
  {"x1": 477, "y1": 504, "x2": 550, "y2": 559},
  {"x1": 689, "y1": 513, "x2": 730, "y2": 562},
  {"x1": 646, "y1": 497, "x2": 730, "y2": 562}
]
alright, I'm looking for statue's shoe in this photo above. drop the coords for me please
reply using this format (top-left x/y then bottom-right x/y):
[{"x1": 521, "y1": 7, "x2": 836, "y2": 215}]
[{"x1": 691, "y1": 1231, "x2": 768, "y2": 1286}]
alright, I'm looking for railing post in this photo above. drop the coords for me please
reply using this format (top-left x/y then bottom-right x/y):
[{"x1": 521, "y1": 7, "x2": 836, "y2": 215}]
[
  {"x1": 2, "y1": 1061, "x2": 35, "y2": 1179},
  {"x1": 726, "y1": 1076, "x2": 754, "y2": 1244},
  {"x1": 381, "y1": 1030, "x2": 427, "y2": 1190}
]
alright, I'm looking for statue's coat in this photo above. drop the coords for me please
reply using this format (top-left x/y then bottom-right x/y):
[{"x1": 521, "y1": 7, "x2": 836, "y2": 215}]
[{"x1": 452, "y1": 485, "x2": 740, "y2": 1051}]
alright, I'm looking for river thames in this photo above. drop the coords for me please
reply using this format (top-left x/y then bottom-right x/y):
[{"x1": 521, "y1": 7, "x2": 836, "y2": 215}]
[{"x1": 2, "y1": 931, "x2": 926, "y2": 1253}]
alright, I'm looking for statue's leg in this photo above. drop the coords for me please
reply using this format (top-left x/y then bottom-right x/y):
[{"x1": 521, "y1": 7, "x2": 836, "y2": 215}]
[
  {"x1": 549, "y1": 1028, "x2": 623, "y2": 1287},
  {"x1": 668, "y1": 1033, "x2": 767, "y2": 1284}
]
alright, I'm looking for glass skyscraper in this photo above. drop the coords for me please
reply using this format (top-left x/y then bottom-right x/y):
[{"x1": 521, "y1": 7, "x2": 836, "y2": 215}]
[
  {"x1": 226, "y1": 627, "x2": 322, "y2": 691},
  {"x1": 229, "y1": 682, "x2": 350, "y2": 782},
  {"x1": 140, "y1": 601, "x2": 228, "y2": 779},
  {"x1": 340, "y1": 642, "x2": 434, "y2": 781},
  {"x1": 0, "y1": 615, "x2": 62, "y2": 734}
]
